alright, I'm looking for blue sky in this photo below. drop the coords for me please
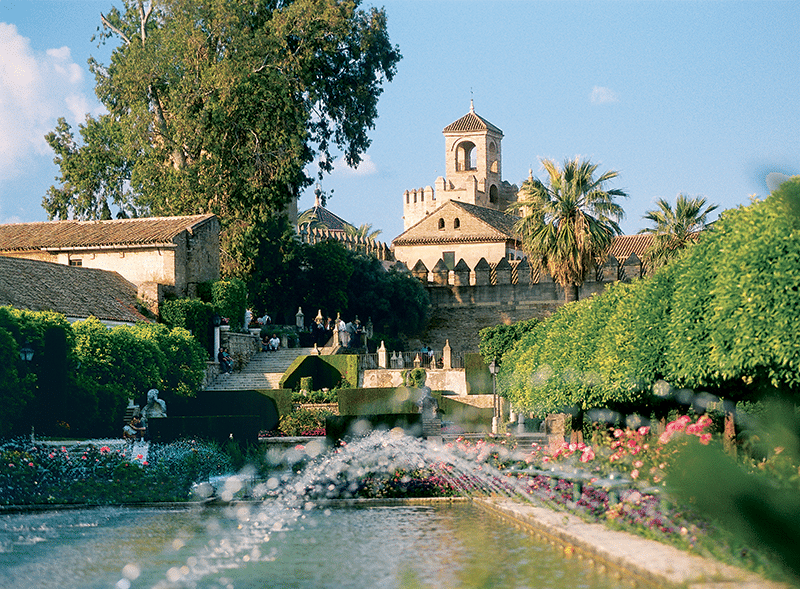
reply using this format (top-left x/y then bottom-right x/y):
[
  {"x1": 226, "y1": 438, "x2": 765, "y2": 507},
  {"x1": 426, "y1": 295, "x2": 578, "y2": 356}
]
[{"x1": 0, "y1": 1, "x2": 797, "y2": 241}]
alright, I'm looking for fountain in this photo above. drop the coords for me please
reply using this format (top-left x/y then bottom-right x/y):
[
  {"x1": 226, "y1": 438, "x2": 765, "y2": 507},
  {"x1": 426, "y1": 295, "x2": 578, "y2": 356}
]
[{"x1": 0, "y1": 432, "x2": 632, "y2": 589}]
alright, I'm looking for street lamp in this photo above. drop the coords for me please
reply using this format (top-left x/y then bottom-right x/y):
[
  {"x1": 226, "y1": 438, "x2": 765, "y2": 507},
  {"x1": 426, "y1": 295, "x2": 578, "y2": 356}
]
[
  {"x1": 19, "y1": 342, "x2": 34, "y2": 363},
  {"x1": 489, "y1": 359, "x2": 499, "y2": 434}
]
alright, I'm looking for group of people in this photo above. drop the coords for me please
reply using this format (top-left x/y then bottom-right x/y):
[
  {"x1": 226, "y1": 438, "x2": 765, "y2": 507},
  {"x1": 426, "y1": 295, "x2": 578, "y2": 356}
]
[
  {"x1": 261, "y1": 333, "x2": 281, "y2": 352},
  {"x1": 217, "y1": 346, "x2": 233, "y2": 374},
  {"x1": 122, "y1": 389, "x2": 167, "y2": 442}
]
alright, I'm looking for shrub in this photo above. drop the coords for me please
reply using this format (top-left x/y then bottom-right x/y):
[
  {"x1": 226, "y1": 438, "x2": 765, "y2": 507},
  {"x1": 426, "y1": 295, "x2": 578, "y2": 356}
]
[
  {"x1": 212, "y1": 278, "x2": 248, "y2": 331},
  {"x1": 160, "y1": 297, "x2": 216, "y2": 356},
  {"x1": 278, "y1": 408, "x2": 332, "y2": 436}
]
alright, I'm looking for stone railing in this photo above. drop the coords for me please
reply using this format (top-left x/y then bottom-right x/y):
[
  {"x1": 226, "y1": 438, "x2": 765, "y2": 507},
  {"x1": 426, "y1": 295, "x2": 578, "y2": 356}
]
[{"x1": 361, "y1": 341, "x2": 464, "y2": 370}]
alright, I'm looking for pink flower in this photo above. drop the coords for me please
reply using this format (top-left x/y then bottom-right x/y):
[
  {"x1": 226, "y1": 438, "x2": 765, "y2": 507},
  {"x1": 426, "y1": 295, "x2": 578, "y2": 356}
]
[
  {"x1": 637, "y1": 426, "x2": 650, "y2": 436},
  {"x1": 28, "y1": 462, "x2": 34, "y2": 467},
  {"x1": 631, "y1": 469, "x2": 640, "y2": 480},
  {"x1": 142, "y1": 461, "x2": 149, "y2": 466},
  {"x1": 613, "y1": 429, "x2": 623, "y2": 438},
  {"x1": 7, "y1": 463, "x2": 13, "y2": 467},
  {"x1": 699, "y1": 433, "x2": 711, "y2": 445},
  {"x1": 100, "y1": 446, "x2": 110, "y2": 453},
  {"x1": 579, "y1": 447, "x2": 595, "y2": 463},
  {"x1": 633, "y1": 460, "x2": 643, "y2": 468},
  {"x1": 136, "y1": 454, "x2": 144, "y2": 460}
]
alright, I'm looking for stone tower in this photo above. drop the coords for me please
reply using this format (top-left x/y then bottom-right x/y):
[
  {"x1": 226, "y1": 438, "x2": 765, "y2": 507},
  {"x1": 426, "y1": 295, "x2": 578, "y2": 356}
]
[{"x1": 402, "y1": 102, "x2": 518, "y2": 230}]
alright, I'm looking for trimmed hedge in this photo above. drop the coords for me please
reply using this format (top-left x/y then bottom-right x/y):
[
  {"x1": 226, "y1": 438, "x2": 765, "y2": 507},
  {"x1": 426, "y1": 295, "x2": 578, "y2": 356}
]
[
  {"x1": 280, "y1": 354, "x2": 358, "y2": 391},
  {"x1": 464, "y1": 353, "x2": 491, "y2": 395}
]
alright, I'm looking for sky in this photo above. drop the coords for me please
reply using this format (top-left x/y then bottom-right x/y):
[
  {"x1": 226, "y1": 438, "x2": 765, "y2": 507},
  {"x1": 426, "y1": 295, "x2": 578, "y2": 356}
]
[{"x1": 0, "y1": 0, "x2": 798, "y2": 242}]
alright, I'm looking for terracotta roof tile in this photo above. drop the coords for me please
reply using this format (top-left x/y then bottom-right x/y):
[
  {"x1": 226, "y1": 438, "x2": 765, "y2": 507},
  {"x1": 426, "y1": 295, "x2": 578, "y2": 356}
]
[
  {"x1": 607, "y1": 234, "x2": 653, "y2": 262},
  {"x1": 0, "y1": 256, "x2": 148, "y2": 323},
  {"x1": 0, "y1": 214, "x2": 216, "y2": 252},
  {"x1": 443, "y1": 111, "x2": 503, "y2": 135}
]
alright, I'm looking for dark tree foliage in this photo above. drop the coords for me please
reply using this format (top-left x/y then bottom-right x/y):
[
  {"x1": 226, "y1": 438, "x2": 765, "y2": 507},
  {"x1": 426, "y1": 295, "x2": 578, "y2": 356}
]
[
  {"x1": 478, "y1": 318, "x2": 540, "y2": 365},
  {"x1": 248, "y1": 235, "x2": 428, "y2": 339},
  {"x1": 44, "y1": 0, "x2": 401, "y2": 276}
]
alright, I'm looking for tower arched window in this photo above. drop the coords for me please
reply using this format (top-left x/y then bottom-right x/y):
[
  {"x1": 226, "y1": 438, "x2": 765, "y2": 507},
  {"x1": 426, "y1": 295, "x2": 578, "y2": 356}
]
[
  {"x1": 489, "y1": 185, "x2": 498, "y2": 204},
  {"x1": 438, "y1": 218, "x2": 445, "y2": 230},
  {"x1": 454, "y1": 218, "x2": 461, "y2": 229},
  {"x1": 456, "y1": 141, "x2": 477, "y2": 171}
]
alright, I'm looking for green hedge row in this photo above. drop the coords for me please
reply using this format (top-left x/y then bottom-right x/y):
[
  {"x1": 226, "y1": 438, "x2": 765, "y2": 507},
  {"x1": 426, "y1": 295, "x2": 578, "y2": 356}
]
[
  {"x1": 0, "y1": 310, "x2": 207, "y2": 438},
  {"x1": 499, "y1": 178, "x2": 800, "y2": 417}
]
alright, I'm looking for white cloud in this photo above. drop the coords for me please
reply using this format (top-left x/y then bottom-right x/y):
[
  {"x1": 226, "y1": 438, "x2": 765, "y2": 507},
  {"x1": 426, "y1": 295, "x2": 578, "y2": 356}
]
[
  {"x1": 334, "y1": 153, "x2": 378, "y2": 176},
  {"x1": 590, "y1": 85, "x2": 619, "y2": 105},
  {"x1": 0, "y1": 24, "x2": 99, "y2": 181}
]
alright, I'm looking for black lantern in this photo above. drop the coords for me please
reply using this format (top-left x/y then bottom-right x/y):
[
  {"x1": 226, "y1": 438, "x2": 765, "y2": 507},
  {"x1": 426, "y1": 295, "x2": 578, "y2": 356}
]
[{"x1": 19, "y1": 342, "x2": 34, "y2": 362}]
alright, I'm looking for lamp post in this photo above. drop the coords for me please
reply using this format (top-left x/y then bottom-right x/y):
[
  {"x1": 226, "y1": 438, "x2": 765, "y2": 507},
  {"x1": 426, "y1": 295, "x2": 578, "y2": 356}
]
[{"x1": 489, "y1": 359, "x2": 499, "y2": 434}]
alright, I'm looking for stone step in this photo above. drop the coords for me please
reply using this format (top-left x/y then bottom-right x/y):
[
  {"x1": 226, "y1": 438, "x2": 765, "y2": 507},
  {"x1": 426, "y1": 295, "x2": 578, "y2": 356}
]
[{"x1": 205, "y1": 347, "x2": 315, "y2": 390}]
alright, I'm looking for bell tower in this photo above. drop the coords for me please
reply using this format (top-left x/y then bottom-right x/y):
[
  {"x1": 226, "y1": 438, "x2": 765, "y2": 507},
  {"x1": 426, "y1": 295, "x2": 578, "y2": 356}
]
[
  {"x1": 402, "y1": 103, "x2": 516, "y2": 230},
  {"x1": 442, "y1": 100, "x2": 504, "y2": 207}
]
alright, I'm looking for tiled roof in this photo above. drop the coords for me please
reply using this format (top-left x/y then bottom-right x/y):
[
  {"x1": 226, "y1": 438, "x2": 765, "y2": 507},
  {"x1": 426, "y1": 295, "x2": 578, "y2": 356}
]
[
  {"x1": 0, "y1": 256, "x2": 147, "y2": 323},
  {"x1": 443, "y1": 110, "x2": 503, "y2": 135},
  {"x1": 607, "y1": 234, "x2": 654, "y2": 262},
  {"x1": 392, "y1": 201, "x2": 520, "y2": 246},
  {"x1": 0, "y1": 214, "x2": 216, "y2": 252},
  {"x1": 297, "y1": 205, "x2": 354, "y2": 233}
]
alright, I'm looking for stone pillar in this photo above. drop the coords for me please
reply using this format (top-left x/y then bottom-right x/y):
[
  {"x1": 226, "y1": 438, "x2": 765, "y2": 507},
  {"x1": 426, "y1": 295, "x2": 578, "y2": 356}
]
[
  {"x1": 378, "y1": 341, "x2": 388, "y2": 369},
  {"x1": 214, "y1": 326, "x2": 221, "y2": 361},
  {"x1": 413, "y1": 353, "x2": 422, "y2": 367},
  {"x1": 442, "y1": 340, "x2": 452, "y2": 370},
  {"x1": 295, "y1": 307, "x2": 304, "y2": 329}
]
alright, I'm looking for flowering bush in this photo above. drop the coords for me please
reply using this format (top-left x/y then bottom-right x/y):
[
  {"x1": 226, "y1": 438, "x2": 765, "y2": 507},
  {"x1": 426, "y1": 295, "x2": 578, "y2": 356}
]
[{"x1": 0, "y1": 438, "x2": 232, "y2": 505}]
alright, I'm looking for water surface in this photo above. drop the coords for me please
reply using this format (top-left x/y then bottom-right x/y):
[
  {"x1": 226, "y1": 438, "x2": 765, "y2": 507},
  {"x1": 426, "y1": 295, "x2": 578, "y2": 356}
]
[{"x1": 0, "y1": 503, "x2": 627, "y2": 589}]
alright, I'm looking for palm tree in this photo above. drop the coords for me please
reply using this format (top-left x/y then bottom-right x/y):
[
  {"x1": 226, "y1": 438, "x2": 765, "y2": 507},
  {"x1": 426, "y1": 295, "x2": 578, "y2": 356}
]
[
  {"x1": 510, "y1": 157, "x2": 628, "y2": 302},
  {"x1": 638, "y1": 194, "x2": 718, "y2": 272},
  {"x1": 346, "y1": 223, "x2": 382, "y2": 241}
]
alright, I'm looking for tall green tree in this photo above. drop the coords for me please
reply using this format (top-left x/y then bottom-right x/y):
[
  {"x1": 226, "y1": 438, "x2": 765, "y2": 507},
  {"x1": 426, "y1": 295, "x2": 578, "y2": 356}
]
[
  {"x1": 511, "y1": 157, "x2": 627, "y2": 302},
  {"x1": 638, "y1": 193, "x2": 718, "y2": 272},
  {"x1": 44, "y1": 0, "x2": 400, "y2": 276}
]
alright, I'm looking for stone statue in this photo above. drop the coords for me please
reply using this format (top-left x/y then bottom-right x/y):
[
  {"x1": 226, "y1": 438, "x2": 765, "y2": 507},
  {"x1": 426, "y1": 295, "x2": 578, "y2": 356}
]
[{"x1": 143, "y1": 388, "x2": 167, "y2": 420}]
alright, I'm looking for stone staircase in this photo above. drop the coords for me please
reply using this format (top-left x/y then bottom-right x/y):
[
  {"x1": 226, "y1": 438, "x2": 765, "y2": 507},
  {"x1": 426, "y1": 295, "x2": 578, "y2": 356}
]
[{"x1": 205, "y1": 347, "x2": 314, "y2": 391}]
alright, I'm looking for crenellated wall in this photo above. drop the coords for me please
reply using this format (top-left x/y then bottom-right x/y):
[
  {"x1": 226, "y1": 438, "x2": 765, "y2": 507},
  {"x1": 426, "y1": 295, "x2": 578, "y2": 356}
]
[{"x1": 402, "y1": 253, "x2": 645, "y2": 352}]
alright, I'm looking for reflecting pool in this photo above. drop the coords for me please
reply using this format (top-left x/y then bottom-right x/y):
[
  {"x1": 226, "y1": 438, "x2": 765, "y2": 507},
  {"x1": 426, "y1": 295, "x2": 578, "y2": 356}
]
[{"x1": 0, "y1": 503, "x2": 628, "y2": 589}]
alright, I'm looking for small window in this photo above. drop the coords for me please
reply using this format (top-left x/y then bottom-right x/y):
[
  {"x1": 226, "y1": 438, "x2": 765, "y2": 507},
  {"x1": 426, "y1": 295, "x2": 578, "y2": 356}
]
[
  {"x1": 453, "y1": 218, "x2": 461, "y2": 229},
  {"x1": 69, "y1": 259, "x2": 82, "y2": 267},
  {"x1": 489, "y1": 185, "x2": 498, "y2": 204},
  {"x1": 438, "y1": 218, "x2": 445, "y2": 230}
]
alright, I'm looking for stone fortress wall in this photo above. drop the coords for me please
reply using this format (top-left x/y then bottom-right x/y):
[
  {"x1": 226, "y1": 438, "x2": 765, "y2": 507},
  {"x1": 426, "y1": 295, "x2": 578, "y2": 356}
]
[{"x1": 407, "y1": 252, "x2": 644, "y2": 353}]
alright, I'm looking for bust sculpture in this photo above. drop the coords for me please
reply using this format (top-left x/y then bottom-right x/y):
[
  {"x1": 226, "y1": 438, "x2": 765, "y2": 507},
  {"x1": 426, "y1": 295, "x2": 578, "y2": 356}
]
[{"x1": 143, "y1": 388, "x2": 167, "y2": 420}]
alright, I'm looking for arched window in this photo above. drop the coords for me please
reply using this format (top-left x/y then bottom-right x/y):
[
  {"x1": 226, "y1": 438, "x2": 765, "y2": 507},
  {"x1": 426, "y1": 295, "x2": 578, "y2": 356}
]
[
  {"x1": 438, "y1": 218, "x2": 445, "y2": 230},
  {"x1": 456, "y1": 141, "x2": 477, "y2": 171},
  {"x1": 489, "y1": 185, "x2": 498, "y2": 204},
  {"x1": 454, "y1": 218, "x2": 461, "y2": 229}
]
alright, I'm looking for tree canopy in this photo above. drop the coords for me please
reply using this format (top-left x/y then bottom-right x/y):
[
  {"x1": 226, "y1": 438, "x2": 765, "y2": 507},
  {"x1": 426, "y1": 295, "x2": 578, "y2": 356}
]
[
  {"x1": 510, "y1": 157, "x2": 627, "y2": 301},
  {"x1": 638, "y1": 194, "x2": 718, "y2": 272},
  {"x1": 45, "y1": 0, "x2": 400, "y2": 275}
]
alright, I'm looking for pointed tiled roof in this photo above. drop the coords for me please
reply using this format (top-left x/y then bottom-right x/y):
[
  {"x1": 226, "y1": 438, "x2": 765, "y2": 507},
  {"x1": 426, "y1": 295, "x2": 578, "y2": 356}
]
[
  {"x1": 297, "y1": 205, "x2": 354, "y2": 233},
  {"x1": 443, "y1": 103, "x2": 503, "y2": 135},
  {"x1": 393, "y1": 201, "x2": 519, "y2": 246},
  {"x1": 0, "y1": 256, "x2": 148, "y2": 324},
  {"x1": 0, "y1": 214, "x2": 216, "y2": 252}
]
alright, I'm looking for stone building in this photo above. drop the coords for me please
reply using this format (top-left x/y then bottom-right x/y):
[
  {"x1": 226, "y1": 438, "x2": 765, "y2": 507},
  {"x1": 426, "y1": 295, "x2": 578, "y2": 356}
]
[
  {"x1": 401, "y1": 101, "x2": 519, "y2": 231},
  {"x1": 0, "y1": 214, "x2": 220, "y2": 312}
]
